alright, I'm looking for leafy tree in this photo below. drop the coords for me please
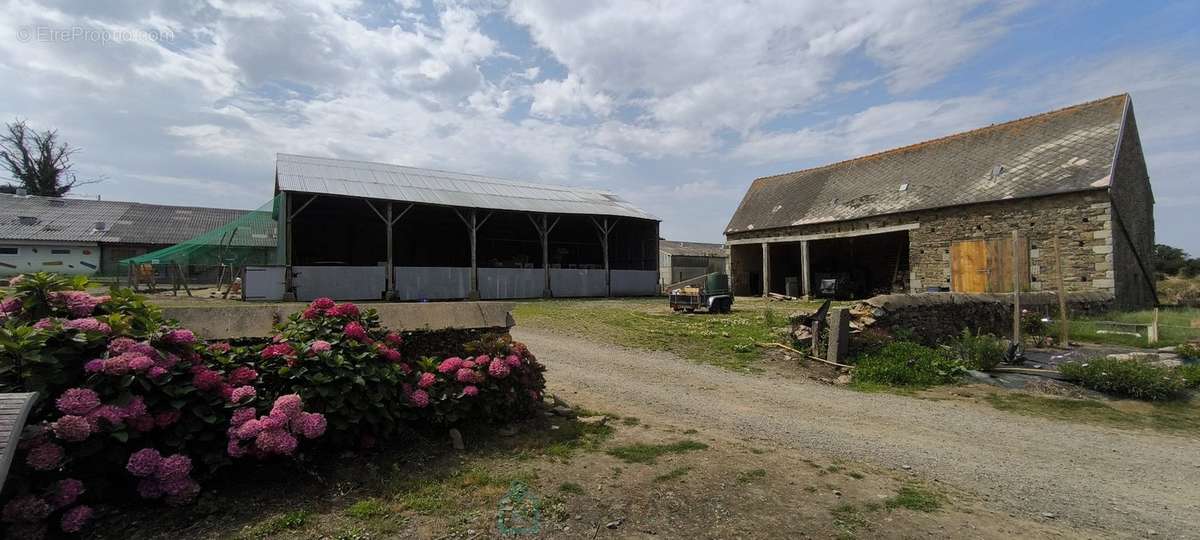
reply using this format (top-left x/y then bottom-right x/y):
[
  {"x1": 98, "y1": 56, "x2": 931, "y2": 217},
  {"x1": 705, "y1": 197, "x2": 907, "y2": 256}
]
[
  {"x1": 0, "y1": 119, "x2": 100, "y2": 197},
  {"x1": 1154, "y1": 244, "x2": 1189, "y2": 277}
]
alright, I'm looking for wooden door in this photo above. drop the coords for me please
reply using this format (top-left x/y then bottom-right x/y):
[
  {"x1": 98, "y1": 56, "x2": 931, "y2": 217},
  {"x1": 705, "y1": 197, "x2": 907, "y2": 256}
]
[
  {"x1": 950, "y1": 237, "x2": 1030, "y2": 293},
  {"x1": 950, "y1": 240, "x2": 988, "y2": 292}
]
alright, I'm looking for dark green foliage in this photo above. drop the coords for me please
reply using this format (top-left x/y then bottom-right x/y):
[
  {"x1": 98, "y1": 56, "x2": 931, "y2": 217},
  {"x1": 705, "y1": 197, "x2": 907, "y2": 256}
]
[
  {"x1": 852, "y1": 342, "x2": 965, "y2": 388},
  {"x1": 1174, "y1": 363, "x2": 1200, "y2": 389},
  {"x1": 1059, "y1": 357, "x2": 1187, "y2": 401},
  {"x1": 1175, "y1": 343, "x2": 1200, "y2": 361},
  {"x1": 948, "y1": 329, "x2": 1006, "y2": 371}
]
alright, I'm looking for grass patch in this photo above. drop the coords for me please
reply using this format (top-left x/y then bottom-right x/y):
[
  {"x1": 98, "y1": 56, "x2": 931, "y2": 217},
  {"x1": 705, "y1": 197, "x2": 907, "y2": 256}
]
[
  {"x1": 988, "y1": 392, "x2": 1200, "y2": 434},
  {"x1": 851, "y1": 342, "x2": 965, "y2": 389},
  {"x1": 830, "y1": 503, "x2": 870, "y2": 536},
  {"x1": 1069, "y1": 306, "x2": 1200, "y2": 347},
  {"x1": 345, "y1": 498, "x2": 389, "y2": 519},
  {"x1": 514, "y1": 297, "x2": 843, "y2": 371},
  {"x1": 606, "y1": 440, "x2": 709, "y2": 464},
  {"x1": 241, "y1": 509, "x2": 311, "y2": 538},
  {"x1": 653, "y1": 466, "x2": 692, "y2": 482},
  {"x1": 1059, "y1": 357, "x2": 1187, "y2": 401},
  {"x1": 886, "y1": 485, "x2": 942, "y2": 512},
  {"x1": 557, "y1": 482, "x2": 584, "y2": 495},
  {"x1": 736, "y1": 468, "x2": 768, "y2": 484}
]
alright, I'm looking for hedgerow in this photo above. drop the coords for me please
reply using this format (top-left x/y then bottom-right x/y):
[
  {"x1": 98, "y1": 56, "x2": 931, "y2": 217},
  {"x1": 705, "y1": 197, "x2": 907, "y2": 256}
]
[{"x1": 0, "y1": 272, "x2": 546, "y2": 537}]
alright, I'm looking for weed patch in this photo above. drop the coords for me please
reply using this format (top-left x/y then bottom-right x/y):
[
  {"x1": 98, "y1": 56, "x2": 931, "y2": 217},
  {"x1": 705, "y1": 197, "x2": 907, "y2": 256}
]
[
  {"x1": 736, "y1": 468, "x2": 768, "y2": 484},
  {"x1": 606, "y1": 440, "x2": 709, "y2": 464},
  {"x1": 988, "y1": 393, "x2": 1200, "y2": 434},
  {"x1": 852, "y1": 342, "x2": 965, "y2": 389},
  {"x1": 345, "y1": 498, "x2": 389, "y2": 519},
  {"x1": 1059, "y1": 358, "x2": 1187, "y2": 401},
  {"x1": 654, "y1": 466, "x2": 692, "y2": 482},
  {"x1": 886, "y1": 485, "x2": 942, "y2": 512},
  {"x1": 241, "y1": 509, "x2": 310, "y2": 538},
  {"x1": 558, "y1": 482, "x2": 584, "y2": 495}
]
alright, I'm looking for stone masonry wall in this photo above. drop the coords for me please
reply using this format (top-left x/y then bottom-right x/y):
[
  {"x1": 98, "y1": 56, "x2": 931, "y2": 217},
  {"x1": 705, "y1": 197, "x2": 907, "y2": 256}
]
[
  {"x1": 1108, "y1": 104, "x2": 1157, "y2": 309},
  {"x1": 728, "y1": 190, "x2": 1117, "y2": 298}
]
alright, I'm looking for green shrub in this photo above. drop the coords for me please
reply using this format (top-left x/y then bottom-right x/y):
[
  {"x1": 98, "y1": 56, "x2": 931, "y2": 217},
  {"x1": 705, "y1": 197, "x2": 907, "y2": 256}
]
[
  {"x1": 1021, "y1": 311, "x2": 1048, "y2": 337},
  {"x1": 1177, "y1": 363, "x2": 1200, "y2": 389},
  {"x1": 1175, "y1": 343, "x2": 1200, "y2": 360},
  {"x1": 949, "y1": 329, "x2": 1006, "y2": 371},
  {"x1": 1059, "y1": 357, "x2": 1187, "y2": 401},
  {"x1": 852, "y1": 342, "x2": 965, "y2": 388}
]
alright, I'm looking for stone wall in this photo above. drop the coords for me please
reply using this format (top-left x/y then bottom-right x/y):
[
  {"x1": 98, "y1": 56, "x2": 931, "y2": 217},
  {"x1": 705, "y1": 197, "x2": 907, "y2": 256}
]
[
  {"x1": 728, "y1": 190, "x2": 1122, "y2": 299},
  {"x1": 1108, "y1": 104, "x2": 1157, "y2": 309},
  {"x1": 857, "y1": 290, "x2": 1114, "y2": 345}
]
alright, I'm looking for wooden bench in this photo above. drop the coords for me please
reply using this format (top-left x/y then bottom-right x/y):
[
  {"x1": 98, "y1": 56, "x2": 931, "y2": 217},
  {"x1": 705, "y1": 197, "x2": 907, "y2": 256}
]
[{"x1": 0, "y1": 392, "x2": 38, "y2": 492}]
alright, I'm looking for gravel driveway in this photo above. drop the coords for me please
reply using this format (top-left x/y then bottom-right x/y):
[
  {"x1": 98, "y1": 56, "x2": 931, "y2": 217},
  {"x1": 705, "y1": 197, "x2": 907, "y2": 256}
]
[{"x1": 514, "y1": 327, "x2": 1200, "y2": 539}]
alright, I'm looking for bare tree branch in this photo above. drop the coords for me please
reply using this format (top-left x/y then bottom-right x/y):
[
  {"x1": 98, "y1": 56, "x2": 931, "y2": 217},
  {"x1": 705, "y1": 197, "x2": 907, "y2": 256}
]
[{"x1": 0, "y1": 119, "x2": 102, "y2": 197}]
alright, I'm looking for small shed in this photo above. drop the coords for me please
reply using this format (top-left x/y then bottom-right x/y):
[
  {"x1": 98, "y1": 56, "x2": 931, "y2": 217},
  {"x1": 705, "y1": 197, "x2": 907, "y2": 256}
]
[
  {"x1": 274, "y1": 154, "x2": 660, "y2": 301},
  {"x1": 659, "y1": 240, "x2": 728, "y2": 289}
]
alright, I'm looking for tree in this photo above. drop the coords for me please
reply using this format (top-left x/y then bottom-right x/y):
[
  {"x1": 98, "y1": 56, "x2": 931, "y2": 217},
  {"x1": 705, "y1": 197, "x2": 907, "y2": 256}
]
[
  {"x1": 0, "y1": 119, "x2": 100, "y2": 197},
  {"x1": 1153, "y1": 244, "x2": 1189, "y2": 277}
]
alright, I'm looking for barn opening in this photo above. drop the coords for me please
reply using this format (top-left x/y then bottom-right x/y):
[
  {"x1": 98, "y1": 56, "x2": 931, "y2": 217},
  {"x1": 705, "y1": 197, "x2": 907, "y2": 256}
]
[{"x1": 806, "y1": 230, "x2": 909, "y2": 299}]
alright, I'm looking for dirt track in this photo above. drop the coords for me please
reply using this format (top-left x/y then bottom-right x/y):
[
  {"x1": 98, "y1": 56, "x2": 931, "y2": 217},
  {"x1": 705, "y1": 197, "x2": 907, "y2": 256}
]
[{"x1": 514, "y1": 327, "x2": 1200, "y2": 539}]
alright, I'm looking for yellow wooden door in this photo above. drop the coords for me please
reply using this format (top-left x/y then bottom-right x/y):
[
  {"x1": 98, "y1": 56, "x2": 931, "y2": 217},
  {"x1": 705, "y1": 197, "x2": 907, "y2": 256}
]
[
  {"x1": 951, "y1": 237, "x2": 1030, "y2": 293},
  {"x1": 950, "y1": 240, "x2": 989, "y2": 293}
]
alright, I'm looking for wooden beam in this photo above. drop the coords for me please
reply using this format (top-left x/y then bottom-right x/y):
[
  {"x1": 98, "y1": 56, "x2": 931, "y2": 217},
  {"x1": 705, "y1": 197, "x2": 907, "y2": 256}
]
[
  {"x1": 800, "y1": 239, "x2": 811, "y2": 299},
  {"x1": 590, "y1": 217, "x2": 617, "y2": 297},
  {"x1": 727, "y1": 222, "x2": 920, "y2": 245},
  {"x1": 1054, "y1": 236, "x2": 1069, "y2": 346},
  {"x1": 1012, "y1": 230, "x2": 1021, "y2": 344},
  {"x1": 761, "y1": 242, "x2": 770, "y2": 298},
  {"x1": 289, "y1": 193, "x2": 318, "y2": 220}
]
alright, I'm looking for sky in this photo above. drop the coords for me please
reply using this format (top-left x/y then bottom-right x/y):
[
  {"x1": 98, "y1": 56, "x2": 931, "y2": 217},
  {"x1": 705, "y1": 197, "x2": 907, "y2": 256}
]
[{"x1": 1, "y1": 1, "x2": 1198, "y2": 252}]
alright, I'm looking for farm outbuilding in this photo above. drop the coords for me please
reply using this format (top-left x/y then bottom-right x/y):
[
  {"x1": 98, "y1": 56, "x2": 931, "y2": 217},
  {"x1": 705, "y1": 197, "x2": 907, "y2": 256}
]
[
  {"x1": 725, "y1": 94, "x2": 1156, "y2": 309},
  {"x1": 659, "y1": 240, "x2": 728, "y2": 290},
  {"x1": 273, "y1": 154, "x2": 660, "y2": 301}
]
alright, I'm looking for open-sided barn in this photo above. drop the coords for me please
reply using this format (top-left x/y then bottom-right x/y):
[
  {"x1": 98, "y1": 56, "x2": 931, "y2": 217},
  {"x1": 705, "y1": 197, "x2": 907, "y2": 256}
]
[
  {"x1": 274, "y1": 154, "x2": 660, "y2": 301},
  {"x1": 725, "y1": 94, "x2": 1156, "y2": 309}
]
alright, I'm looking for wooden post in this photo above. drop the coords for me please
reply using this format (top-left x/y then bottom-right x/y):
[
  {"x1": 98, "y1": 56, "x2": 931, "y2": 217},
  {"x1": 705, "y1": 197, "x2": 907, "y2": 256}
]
[
  {"x1": 1054, "y1": 236, "x2": 1069, "y2": 347},
  {"x1": 455, "y1": 208, "x2": 491, "y2": 300},
  {"x1": 800, "y1": 240, "x2": 811, "y2": 299},
  {"x1": 1149, "y1": 308, "x2": 1160, "y2": 345},
  {"x1": 761, "y1": 242, "x2": 771, "y2": 298},
  {"x1": 1012, "y1": 230, "x2": 1021, "y2": 345},
  {"x1": 590, "y1": 217, "x2": 617, "y2": 297},
  {"x1": 529, "y1": 214, "x2": 560, "y2": 298}
]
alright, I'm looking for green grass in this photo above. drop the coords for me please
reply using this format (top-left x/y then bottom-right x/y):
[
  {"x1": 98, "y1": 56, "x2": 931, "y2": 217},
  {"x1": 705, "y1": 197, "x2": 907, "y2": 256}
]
[
  {"x1": 605, "y1": 439, "x2": 709, "y2": 464},
  {"x1": 653, "y1": 466, "x2": 692, "y2": 482},
  {"x1": 514, "y1": 297, "x2": 842, "y2": 371},
  {"x1": 885, "y1": 485, "x2": 942, "y2": 512},
  {"x1": 736, "y1": 468, "x2": 768, "y2": 484},
  {"x1": 241, "y1": 509, "x2": 311, "y2": 538},
  {"x1": 851, "y1": 342, "x2": 965, "y2": 389},
  {"x1": 830, "y1": 503, "x2": 871, "y2": 537},
  {"x1": 988, "y1": 393, "x2": 1200, "y2": 434},
  {"x1": 557, "y1": 482, "x2": 584, "y2": 495},
  {"x1": 345, "y1": 498, "x2": 389, "y2": 519},
  {"x1": 1069, "y1": 307, "x2": 1200, "y2": 347}
]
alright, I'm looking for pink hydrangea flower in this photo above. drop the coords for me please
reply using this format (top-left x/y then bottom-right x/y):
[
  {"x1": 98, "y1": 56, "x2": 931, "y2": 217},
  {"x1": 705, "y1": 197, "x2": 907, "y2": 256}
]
[
  {"x1": 384, "y1": 332, "x2": 403, "y2": 346},
  {"x1": 505, "y1": 354, "x2": 522, "y2": 368},
  {"x1": 108, "y1": 337, "x2": 137, "y2": 354},
  {"x1": 301, "y1": 306, "x2": 320, "y2": 319},
  {"x1": 87, "y1": 404, "x2": 127, "y2": 428},
  {"x1": 418, "y1": 372, "x2": 437, "y2": 389},
  {"x1": 208, "y1": 341, "x2": 232, "y2": 354},
  {"x1": 462, "y1": 360, "x2": 476, "y2": 370},
  {"x1": 259, "y1": 411, "x2": 288, "y2": 430},
  {"x1": 128, "y1": 354, "x2": 155, "y2": 372},
  {"x1": 26, "y1": 442, "x2": 64, "y2": 470},
  {"x1": 126, "y1": 448, "x2": 162, "y2": 477},
  {"x1": 122, "y1": 396, "x2": 147, "y2": 418},
  {"x1": 1, "y1": 494, "x2": 51, "y2": 523},
  {"x1": 154, "y1": 410, "x2": 181, "y2": 428},
  {"x1": 235, "y1": 418, "x2": 264, "y2": 440},
  {"x1": 155, "y1": 454, "x2": 192, "y2": 481},
  {"x1": 410, "y1": 389, "x2": 430, "y2": 408},
  {"x1": 163, "y1": 329, "x2": 196, "y2": 345},
  {"x1": 260, "y1": 342, "x2": 296, "y2": 360},
  {"x1": 455, "y1": 368, "x2": 477, "y2": 383},
  {"x1": 255, "y1": 428, "x2": 298, "y2": 455},
  {"x1": 227, "y1": 439, "x2": 246, "y2": 458},
  {"x1": 60, "y1": 505, "x2": 94, "y2": 533},
  {"x1": 488, "y1": 359, "x2": 511, "y2": 379},
  {"x1": 378, "y1": 346, "x2": 401, "y2": 363},
  {"x1": 63, "y1": 317, "x2": 111, "y2": 334},
  {"x1": 52, "y1": 415, "x2": 93, "y2": 442},
  {"x1": 225, "y1": 366, "x2": 257, "y2": 386},
  {"x1": 102, "y1": 356, "x2": 131, "y2": 375},
  {"x1": 157, "y1": 352, "x2": 179, "y2": 369},
  {"x1": 230, "y1": 385, "x2": 256, "y2": 403},
  {"x1": 271, "y1": 394, "x2": 303, "y2": 419},
  {"x1": 192, "y1": 368, "x2": 224, "y2": 391},
  {"x1": 48, "y1": 478, "x2": 84, "y2": 509},
  {"x1": 128, "y1": 415, "x2": 156, "y2": 432},
  {"x1": 148, "y1": 366, "x2": 168, "y2": 379},
  {"x1": 291, "y1": 412, "x2": 327, "y2": 439},
  {"x1": 309, "y1": 340, "x2": 332, "y2": 354},
  {"x1": 438, "y1": 357, "x2": 463, "y2": 374},
  {"x1": 56, "y1": 388, "x2": 100, "y2": 416},
  {"x1": 343, "y1": 321, "x2": 369, "y2": 342},
  {"x1": 50, "y1": 290, "x2": 103, "y2": 317},
  {"x1": 32, "y1": 317, "x2": 58, "y2": 330},
  {"x1": 0, "y1": 296, "x2": 21, "y2": 313},
  {"x1": 311, "y1": 297, "x2": 336, "y2": 310},
  {"x1": 330, "y1": 302, "x2": 360, "y2": 318},
  {"x1": 463, "y1": 385, "x2": 479, "y2": 397},
  {"x1": 230, "y1": 407, "x2": 256, "y2": 427},
  {"x1": 83, "y1": 358, "x2": 104, "y2": 374}
]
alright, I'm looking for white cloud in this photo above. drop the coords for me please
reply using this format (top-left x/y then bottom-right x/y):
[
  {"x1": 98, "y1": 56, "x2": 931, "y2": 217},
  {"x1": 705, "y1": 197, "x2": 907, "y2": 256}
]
[{"x1": 529, "y1": 73, "x2": 612, "y2": 118}]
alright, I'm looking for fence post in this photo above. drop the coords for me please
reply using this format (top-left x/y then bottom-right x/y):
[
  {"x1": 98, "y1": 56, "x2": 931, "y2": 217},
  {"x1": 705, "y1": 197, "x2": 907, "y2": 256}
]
[
  {"x1": 1011, "y1": 230, "x2": 1021, "y2": 345},
  {"x1": 1149, "y1": 308, "x2": 1160, "y2": 345},
  {"x1": 1054, "y1": 236, "x2": 1069, "y2": 347}
]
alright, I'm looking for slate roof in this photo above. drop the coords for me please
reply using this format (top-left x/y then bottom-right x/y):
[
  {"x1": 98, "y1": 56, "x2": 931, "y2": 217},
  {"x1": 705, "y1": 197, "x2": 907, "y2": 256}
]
[
  {"x1": 275, "y1": 153, "x2": 658, "y2": 221},
  {"x1": 725, "y1": 95, "x2": 1129, "y2": 235},
  {"x1": 0, "y1": 194, "x2": 275, "y2": 247},
  {"x1": 660, "y1": 240, "x2": 728, "y2": 258}
]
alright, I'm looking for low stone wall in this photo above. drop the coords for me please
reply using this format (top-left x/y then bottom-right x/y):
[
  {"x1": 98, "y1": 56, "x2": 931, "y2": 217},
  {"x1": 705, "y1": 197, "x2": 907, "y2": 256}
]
[
  {"x1": 162, "y1": 301, "x2": 516, "y2": 340},
  {"x1": 857, "y1": 291, "x2": 1113, "y2": 344}
]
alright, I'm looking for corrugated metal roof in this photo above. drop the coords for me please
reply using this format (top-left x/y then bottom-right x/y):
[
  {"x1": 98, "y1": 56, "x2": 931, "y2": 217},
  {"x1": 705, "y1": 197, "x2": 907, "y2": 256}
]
[
  {"x1": 660, "y1": 240, "x2": 728, "y2": 258},
  {"x1": 275, "y1": 154, "x2": 658, "y2": 221},
  {"x1": 726, "y1": 95, "x2": 1129, "y2": 235},
  {"x1": 0, "y1": 194, "x2": 275, "y2": 247}
]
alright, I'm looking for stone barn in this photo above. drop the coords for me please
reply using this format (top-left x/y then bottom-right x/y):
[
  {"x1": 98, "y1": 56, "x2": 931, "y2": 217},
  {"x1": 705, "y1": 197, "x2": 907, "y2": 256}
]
[{"x1": 724, "y1": 94, "x2": 1155, "y2": 309}]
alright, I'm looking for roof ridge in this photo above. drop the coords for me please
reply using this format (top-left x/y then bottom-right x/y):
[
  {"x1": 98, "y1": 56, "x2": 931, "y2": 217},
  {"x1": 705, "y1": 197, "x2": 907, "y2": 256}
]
[
  {"x1": 0, "y1": 193, "x2": 253, "y2": 214},
  {"x1": 752, "y1": 93, "x2": 1129, "y2": 184}
]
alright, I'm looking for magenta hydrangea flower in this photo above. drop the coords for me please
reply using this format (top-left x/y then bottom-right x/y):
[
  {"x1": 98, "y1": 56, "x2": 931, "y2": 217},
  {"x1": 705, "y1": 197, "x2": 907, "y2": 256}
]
[
  {"x1": 255, "y1": 428, "x2": 298, "y2": 455},
  {"x1": 154, "y1": 410, "x2": 181, "y2": 428},
  {"x1": 87, "y1": 404, "x2": 127, "y2": 427},
  {"x1": 32, "y1": 317, "x2": 58, "y2": 330},
  {"x1": 191, "y1": 368, "x2": 224, "y2": 391},
  {"x1": 228, "y1": 366, "x2": 258, "y2": 386},
  {"x1": 0, "y1": 296, "x2": 21, "y2": 313},
  {"x1": 330, "y1": 302, "x2": 360, "y2": 318},
  {"x1": 260, "y1": 342, "x2": 295, "y2": 360},
  {"x1": 107, "y1": 337, "x2": 136, "y2": 354},
  {"x1": 122, "y1": 396, "x2": 148, "y2": 418},
  {"x1": 271, "y1": 394, "x2": 303, "y2": 419},
  {"x1": 259, "y1": 411, "x2": 288, "y2": 431},
  {"x1": 410, "y1": 389, "x2": 430, "y2": 408},
  {"x1": 437, "y1": 357, "x2": 463, "y2": 374},
  {"x1": 148, "y1": 366, "x2": 168, "y2": 379},
  {"x1": 163, "y1": 328, "x2": 196, "y2": 345},
  {"x1": 60, "y1": 505, "x2": 94, "y2": 533},
  {"x1": 48, "y1": 478, "x2": 85, "y2": 509},
  {"x1": 1, "y1": 494, "x2": 51, "y2": 523},
  {"x1": 208, "y1": 341, "x2": 232, "y2": 354},
  {"x1": 343, "y1": 321, "x2": 369, "y2": 342},
  {"x1": 230, "y1": 385, "x2": 256, "y2": 403},
  {"x1": 52, "y1": 415, "x2": 93, "y2": 442},
  {"x1": 83, "y1": 358, "x2": 104, "y2": 374},
  {"x1": 488, "y1": 358, "x2": 511, "y2": 379},
  {"x1": 291, "y1": 412, "x2": 327, "y2": 439},
  {"x1": 462, "y1": 360, "x2": 476, "y2": 370},
  {"x1": 128, "y1": 354, "x2": 155, "y2": 372},
  {"x1": 230, "y1": 407, "x2": 256, "y2": 427},
  {"x1": 227, "y1": 439, "x2": 246, "y2": 458},
  {"x1": 301, "y1": 306, "x2": 320, "y2": 319},
  {"x1": 418, "y1": 372, "x2": 437, "y2": 389},
  {"x1": 50, "y1": 290, "x2": 104, "y2": 317},
  {"x1": 378, "y1": 346, "x2": 401, "y2": 363},
  {"x1": 126, "y1": 448, "x2": 163, "y2": 477},
  {"x1": 505, "y1": 354, "x2": 521, "y2": 368},
  {"x1": 463, "y1": 385, "x2": 479, "y2": 397},
  {"x1": 309, "y1": 340, "x2": 332, "y2": 354},
  {"x1": 103, "y1": 356, "x2": 131, "y2": 375},
  {"x1": 311, "y1": 297, "x2": 336, "y2": 310},
  {"x1": 26, "y1": 442, "x2": 63, "y2": 471},
  {"x1": 56, "y1": 388, "x2": 100, "y2": 416},
  {"x1": 384, "y1": 332, "x2": 403, "y2": 346},
  {"x1": 235, "y1": 418, "x2": 264, "y2": 440},
  {"x1": 455, "y1": 367, "x2": 478, "y2": 383},
  {"x1": 155, "y1": 454, "x2": 192, "y2": 481},
  {"x1": 63, "y1": 317, "x2": 111, "y2": 334}
]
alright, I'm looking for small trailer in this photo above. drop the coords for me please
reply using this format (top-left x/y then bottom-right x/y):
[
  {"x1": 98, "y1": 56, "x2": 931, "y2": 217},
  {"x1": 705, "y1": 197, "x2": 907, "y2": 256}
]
[{"x1": 668, "y1": 272, "x2": 733, "y2": 313}]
